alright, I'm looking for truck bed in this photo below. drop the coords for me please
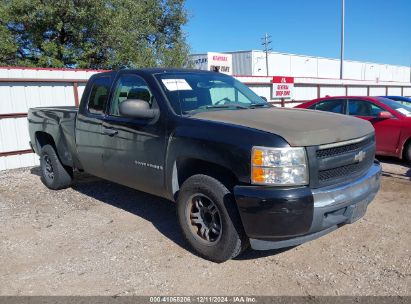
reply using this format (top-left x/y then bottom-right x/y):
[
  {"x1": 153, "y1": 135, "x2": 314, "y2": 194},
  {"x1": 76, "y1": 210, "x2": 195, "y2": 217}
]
[
  {"x1": 28, "y1": 106, "x2": 79, "y2": 168},
  {"x1": 30, "y1": 106, "x2": 79, "y2": 112}
]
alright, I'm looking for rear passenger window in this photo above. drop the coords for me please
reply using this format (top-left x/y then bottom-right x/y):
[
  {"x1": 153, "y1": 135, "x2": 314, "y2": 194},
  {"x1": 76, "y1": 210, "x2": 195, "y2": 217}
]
[
  {"x1": 313, "y1": 99, "x2": 345, "y2": 114},
  {"x1": 88, "y1": 77, "x2": 111, "y2": 115}
]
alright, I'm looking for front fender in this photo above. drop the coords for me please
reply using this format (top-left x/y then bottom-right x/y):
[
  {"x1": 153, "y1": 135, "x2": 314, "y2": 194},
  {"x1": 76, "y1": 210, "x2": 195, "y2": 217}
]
[{"x1": 164, "y1": 119, "x2": 289, "y2": 199}]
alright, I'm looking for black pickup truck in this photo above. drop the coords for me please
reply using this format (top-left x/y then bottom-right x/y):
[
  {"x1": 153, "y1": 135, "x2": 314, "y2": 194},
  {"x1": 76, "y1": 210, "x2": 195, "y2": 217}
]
[{"x1": 28, "y1": 69, "x2": 381, "y2": 262}]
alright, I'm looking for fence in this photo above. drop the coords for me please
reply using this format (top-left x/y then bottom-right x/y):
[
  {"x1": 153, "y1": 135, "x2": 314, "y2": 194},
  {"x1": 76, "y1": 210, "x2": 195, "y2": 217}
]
[
  {"x1": 1, "y1": 67, "x2": 411, "y2": 170},
  {"x1": 236, "y1": 75, "x2": 411, "y2": 107},
  {"x1": 0, "y1": 67, "x2": 103, "y2": 170}
]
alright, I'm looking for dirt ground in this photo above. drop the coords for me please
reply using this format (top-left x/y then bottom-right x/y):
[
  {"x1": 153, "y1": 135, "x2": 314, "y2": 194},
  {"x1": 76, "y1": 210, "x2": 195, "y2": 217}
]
[{"x1": 0, "y1": 157, "x2": 410, "y2": 296}]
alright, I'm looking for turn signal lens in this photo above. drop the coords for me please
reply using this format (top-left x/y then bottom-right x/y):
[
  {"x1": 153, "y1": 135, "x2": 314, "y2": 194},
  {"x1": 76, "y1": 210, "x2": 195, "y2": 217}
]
[
  {"x1": 252, "y1": 149, "x2": 263, "y2": 166},
  {"x1": 251, "y1": 167, "x2": 265, "y2": 183}
]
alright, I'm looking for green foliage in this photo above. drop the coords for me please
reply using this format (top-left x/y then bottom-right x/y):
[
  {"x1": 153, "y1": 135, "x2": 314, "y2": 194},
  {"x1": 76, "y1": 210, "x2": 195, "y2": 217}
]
[{"x1": 0, "y1": 0, "x2": 190, "y2": 69}]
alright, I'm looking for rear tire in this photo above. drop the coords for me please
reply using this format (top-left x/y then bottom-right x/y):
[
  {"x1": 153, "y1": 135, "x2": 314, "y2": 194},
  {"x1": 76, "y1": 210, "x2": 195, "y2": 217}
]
[
  {"x1": 40, "y1": 144, "x2": 73, "y2": 190},
  {"x1": 177, "y1": 174, "x2": 249, "y2": 262}
]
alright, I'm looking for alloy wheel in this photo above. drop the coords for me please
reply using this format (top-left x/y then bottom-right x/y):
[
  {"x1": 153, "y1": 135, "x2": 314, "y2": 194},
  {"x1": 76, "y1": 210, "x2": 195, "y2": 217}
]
[{"x1": 185, "y1": 193, "x2": 222, "y2": 245}]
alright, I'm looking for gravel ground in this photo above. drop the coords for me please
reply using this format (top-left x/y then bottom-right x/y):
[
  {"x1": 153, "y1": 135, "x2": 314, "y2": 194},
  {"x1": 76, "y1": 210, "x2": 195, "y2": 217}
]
[{"x1": 0, "y1": 157, "x2": 410, "y2": 296}]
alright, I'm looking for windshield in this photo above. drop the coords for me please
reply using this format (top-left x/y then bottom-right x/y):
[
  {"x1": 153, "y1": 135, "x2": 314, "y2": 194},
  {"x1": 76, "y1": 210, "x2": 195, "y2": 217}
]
[
  {"x1": 377, "y1": 97, "x2": 411, "y2": 117},
  {"x1": 386, "y1": 96, "x2": 411, "y2": 106},
  {"x1": 155, "y1": 72, "x2": 270, "y2": 115}
]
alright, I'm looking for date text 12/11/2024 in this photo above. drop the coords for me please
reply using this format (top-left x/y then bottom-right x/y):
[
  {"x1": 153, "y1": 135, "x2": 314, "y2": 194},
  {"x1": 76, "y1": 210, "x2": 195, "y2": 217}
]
[{"x1": 149, "y1": 296, "x2": 257, "y2": 303}]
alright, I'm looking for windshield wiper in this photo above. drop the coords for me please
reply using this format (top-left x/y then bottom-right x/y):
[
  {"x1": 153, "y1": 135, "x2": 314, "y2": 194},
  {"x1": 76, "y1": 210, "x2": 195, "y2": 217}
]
[
  {"x1": 249, "y1": 103, "x2": 271, "y2": 108},
  {"x1": 205, "y1": 103, "x2": 249, "y2": 109},
  {"x1": 183, "y1": 103, "x2": 265, "y2": 115},
  {"x1": 182, "y1": 103, "x2": 248, "y2": 115}
]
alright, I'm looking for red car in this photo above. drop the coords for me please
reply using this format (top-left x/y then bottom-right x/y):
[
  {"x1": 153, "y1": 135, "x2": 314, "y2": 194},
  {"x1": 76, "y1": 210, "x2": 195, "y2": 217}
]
[{"x1": 295, "y1": 96, "x2": 411, "y2": 164}]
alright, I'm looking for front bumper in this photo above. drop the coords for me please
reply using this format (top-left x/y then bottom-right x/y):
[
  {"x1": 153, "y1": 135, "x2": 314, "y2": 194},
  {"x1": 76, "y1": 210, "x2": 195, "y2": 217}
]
[{"x1": 234, "y1": 162, "x2": 381, "y2": 250}]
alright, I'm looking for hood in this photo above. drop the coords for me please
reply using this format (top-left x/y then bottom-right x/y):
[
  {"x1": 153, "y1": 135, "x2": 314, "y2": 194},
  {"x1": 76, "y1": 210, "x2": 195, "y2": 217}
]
[{"x1": 192, "y1": 107, "x2": 374, "y2": 147}]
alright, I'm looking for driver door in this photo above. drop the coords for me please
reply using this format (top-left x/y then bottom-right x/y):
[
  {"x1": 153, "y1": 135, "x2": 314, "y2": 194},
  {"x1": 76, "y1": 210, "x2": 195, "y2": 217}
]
[{"x1": 100, "y1": 73, "x2": 167, "y2": 196}]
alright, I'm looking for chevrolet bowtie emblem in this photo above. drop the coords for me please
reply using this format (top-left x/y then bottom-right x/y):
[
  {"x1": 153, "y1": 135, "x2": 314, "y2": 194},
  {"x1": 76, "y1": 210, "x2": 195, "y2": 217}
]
[{"x1": 354, "y1": 150, "x2": 366, "y2": 162}]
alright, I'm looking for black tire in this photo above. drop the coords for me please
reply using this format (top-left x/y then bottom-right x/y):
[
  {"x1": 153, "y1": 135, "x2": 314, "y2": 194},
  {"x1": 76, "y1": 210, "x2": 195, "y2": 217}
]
[
  {"x1": 405, "y1": 142, "x2": 411, "y2": 165},
  {"x1": 39, "y1": 144, "x2": 73, "y2": 190},
  {"x1": 177, "y1": 174, "x2": 249, "y2": 262}
]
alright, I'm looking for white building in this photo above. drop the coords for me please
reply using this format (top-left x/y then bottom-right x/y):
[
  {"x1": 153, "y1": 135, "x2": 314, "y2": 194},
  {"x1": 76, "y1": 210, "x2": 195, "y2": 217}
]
[{"x1": 194, "y1": 50, "x2": 411, "y2": 82}]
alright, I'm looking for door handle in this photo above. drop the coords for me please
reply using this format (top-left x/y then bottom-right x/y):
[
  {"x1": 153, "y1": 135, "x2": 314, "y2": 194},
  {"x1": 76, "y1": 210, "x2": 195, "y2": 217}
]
[{"x1": 103, "y1": 127, "x2": 118, "y2": 136}]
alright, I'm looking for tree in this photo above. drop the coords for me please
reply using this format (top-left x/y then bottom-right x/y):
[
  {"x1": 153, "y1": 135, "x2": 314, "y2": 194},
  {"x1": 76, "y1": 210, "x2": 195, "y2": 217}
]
[{"x1": 0, "y1": 0, "x2": 190, "y2": 69}]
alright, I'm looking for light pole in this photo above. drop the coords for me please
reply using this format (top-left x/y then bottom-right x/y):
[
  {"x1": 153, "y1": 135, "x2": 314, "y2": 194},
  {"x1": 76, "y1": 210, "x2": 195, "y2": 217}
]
[{"x1": 340, "y1": 0, "x2": 345, "y2": 79}]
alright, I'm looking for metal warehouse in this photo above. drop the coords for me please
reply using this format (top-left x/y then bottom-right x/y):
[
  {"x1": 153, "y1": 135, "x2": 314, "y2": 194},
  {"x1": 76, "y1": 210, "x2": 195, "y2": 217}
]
[{"x1": 192, "y1": 50, "x2": 411, "y2": 82}]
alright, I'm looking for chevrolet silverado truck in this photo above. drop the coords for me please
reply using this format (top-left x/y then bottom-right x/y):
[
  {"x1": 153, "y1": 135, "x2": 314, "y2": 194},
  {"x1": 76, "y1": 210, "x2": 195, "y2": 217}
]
[{"x1": 28, "y1": 69, "x2": 381, "y2": 262}]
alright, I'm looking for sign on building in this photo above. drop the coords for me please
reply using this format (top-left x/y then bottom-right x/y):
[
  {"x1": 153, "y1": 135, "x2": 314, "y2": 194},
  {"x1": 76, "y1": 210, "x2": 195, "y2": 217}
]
[
  {"x1": 191, "y1": 55, "x2": 208, "y2": 71},
  {"x1": 272, "y1": 76, "x2": 294, "y2": 99},
  {"x1": 191, "y1": 52, "x2": 233, "y2": 75}
]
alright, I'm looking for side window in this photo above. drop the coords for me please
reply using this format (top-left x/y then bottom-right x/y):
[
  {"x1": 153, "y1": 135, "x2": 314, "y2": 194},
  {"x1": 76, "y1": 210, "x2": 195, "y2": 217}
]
[
  {"x1": 314, "y1": 99, "x2": 345, "y2": 114},
  {"x1": 348, "y1": 99, "x2": 384, "y2": 117},
  {"x1": 87, "y1": 76, "x2": 111, "y2": 115},
  {"x1": 110, "y1": 75, "x2": 154, "y2": 117}
]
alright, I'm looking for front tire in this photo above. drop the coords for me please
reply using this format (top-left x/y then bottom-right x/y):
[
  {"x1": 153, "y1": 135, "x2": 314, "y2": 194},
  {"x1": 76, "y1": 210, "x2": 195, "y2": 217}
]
[
  {"x1": 40, "y1": 144, "x2": 73, "y2": 190},
  {"x1": 177, "y1": 174, "x2": 248, "y2": 262},
  {"x1": 405, "y1": 142, "x2": 411, "y2": 165}
]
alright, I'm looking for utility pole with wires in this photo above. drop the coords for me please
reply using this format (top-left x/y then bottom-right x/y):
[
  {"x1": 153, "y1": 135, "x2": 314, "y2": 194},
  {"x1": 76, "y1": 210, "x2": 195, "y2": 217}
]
[{"x1": 261, "y1": 33, "x2": 272, "y2": 76}]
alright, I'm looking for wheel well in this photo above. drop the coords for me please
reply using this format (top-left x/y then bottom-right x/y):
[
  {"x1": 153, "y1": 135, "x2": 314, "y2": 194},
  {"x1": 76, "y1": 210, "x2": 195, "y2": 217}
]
[
  {"x1": 35, "y1": 131, "x2": 74, "y2": 174},
  {"x1": 175, "y1": 158, "x2": 238, "y2": 194},
  {"x1": 402, "y1": 137, "x2": 411, "y2": 159},
  {"x1": 35, "y1": 131, "x2": 56, "y2": 151}
]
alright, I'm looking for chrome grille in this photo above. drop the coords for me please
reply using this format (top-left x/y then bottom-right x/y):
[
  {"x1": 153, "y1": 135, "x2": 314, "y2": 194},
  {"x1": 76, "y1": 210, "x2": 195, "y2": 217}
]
[
  {"x1": 316, "y1": 136, "x2": 374, "y2": 159},
  {"x1": 308, "y1": 135, "x2": 376, "y2": 188},
  {"x1": 318, "y1": 160, "x2": 371, "y2": 182}
]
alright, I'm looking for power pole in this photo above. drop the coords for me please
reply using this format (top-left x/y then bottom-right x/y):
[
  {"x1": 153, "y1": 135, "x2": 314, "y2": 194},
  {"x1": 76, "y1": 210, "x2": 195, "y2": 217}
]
[
  {"x1": 340, "y1": 0, "x2": 345, "y2": 79},
  {"x1": 261, "y1": 33, "x2": 272, "y2": 76}
]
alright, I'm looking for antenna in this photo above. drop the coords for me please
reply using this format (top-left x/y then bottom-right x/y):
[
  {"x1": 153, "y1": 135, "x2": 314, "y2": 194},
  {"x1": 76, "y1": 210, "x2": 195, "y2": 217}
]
[{"x1": 261, "y1": 33, "x2": 272, "y2": 76}]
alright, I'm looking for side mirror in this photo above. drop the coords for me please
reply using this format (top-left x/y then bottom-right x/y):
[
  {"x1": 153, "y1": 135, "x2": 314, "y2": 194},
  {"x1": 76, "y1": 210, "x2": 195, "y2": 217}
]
[
  {"x1": 378, "y1": 111, "x2": 393, "y2": 119},
  {"x1": 119, "y1": 99, "x2": 158, "y2": 119},
  {"x1": 260, "y1": 96, "x2": 267, "y2": 102}
]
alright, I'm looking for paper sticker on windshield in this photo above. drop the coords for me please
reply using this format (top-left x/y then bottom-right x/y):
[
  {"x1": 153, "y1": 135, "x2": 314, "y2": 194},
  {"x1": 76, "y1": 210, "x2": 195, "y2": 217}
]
[
  {"x1": 396, "y1": 108, "x2": 411, "y2": 116},
  {"x1": 161, "y1": 79, "x2": 192, "y2": 91}
]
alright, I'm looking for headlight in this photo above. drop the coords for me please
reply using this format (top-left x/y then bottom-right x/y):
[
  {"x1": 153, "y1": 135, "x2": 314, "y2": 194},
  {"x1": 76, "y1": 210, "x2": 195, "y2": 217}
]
[{"x1": 251, "y1": 146, "x2": 308, "y2": 185}]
